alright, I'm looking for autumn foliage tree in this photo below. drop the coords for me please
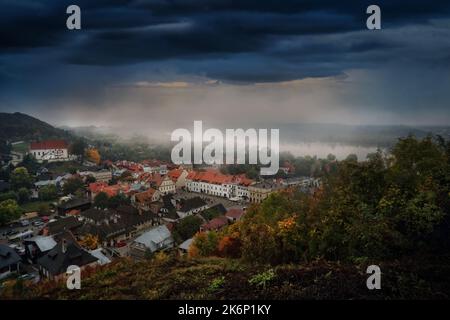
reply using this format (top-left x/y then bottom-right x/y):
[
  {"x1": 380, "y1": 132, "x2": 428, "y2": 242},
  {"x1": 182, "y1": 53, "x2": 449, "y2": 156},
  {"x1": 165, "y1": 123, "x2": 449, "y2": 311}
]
[
  {"x1": 79, "y1": 234, "x2": 99, "y2": 250},
  {"x1": 86, "y1": 148, "x2": 101, "y2": 165},
  {"x1": 189, "y1": 231, "x2": 219, "y2": 257},
  {"x1": 200, "y1": 135, "x2": 450, "y2": 265}
]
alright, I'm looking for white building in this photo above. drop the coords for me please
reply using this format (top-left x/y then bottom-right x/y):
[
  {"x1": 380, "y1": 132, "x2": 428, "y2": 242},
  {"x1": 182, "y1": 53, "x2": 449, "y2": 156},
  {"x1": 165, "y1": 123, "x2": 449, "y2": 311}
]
[
  {"x1": 185, "y1": 170, "x2": 253, "y2": 199},
  {"x1": 30, "y1": 140, "x2": 70, "y2": 162}
]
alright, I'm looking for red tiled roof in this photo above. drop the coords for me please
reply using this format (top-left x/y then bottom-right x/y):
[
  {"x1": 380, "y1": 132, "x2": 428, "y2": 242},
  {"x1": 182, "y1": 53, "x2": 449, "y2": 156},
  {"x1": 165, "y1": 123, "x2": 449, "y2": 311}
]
[
  {"x1": 134, "y1": 188, "x2": 158, "y2": 203},
  {"x1": 30, "y1": 140, "x2": 68, "y2": 150},
  {"x1": 201, "y1": 216, "x2": 229, "y2": 231},
  {"x1": 225, "y1": 208, "x2": 245, "y2": 220},
  {"x1": 89, "y1": 182, "x2": 129, "y2": 197},
  {"x1": 142, "y1": 159, "x2": 166, "y2": 167},
  {"x1": 168, "y1": 169, "x2": 183, "y2": 181},
  {"x1": 186, "y1": 170, "x2": 253, "y2": 186}
]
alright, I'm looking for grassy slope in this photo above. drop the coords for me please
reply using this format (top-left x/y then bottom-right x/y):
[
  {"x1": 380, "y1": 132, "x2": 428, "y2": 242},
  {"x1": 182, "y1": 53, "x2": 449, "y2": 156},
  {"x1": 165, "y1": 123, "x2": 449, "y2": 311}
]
[{"x1": 6, "y1": 254, "x2": 449, "y2": 300}]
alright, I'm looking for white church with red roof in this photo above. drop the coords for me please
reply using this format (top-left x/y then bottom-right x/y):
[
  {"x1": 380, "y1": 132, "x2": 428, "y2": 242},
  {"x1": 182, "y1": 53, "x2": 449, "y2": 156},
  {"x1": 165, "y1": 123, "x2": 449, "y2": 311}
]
[{"x1": 29, "y1": 140, "x2": 69, "y2": 162}]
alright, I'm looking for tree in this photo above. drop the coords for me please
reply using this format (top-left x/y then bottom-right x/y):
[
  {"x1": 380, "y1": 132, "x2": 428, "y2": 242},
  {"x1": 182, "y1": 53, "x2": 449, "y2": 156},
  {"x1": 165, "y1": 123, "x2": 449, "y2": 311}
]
[
  {"x1": 38, "y1": 185, "x2": 58, "y2": 201},
  {"x1": 80, "y1": 234, "x2": 99, "y2": 250},
  {"x1": 70, "y1": 139, "x2": 86, "y2": 162},
  {"x1": 37, "y1": 203, "x2": 50, "y2": 215},
  {"x1": 0, "y1": 199, "x2": 21, "y2": 226},
  {"x1": 63, "y1": 177, "x2": 85, "y2": 195},
  {"x1": 173, "y1": 216, "x2": 203, "y2": 242},
  {"x1": 10, "y1": 167, "x2": 32, "y2": 190},
  {"x1": 190, "y1": 231, "x2": 219, "y2": 257},
  {"x1": 217, "y1": 235, "x2": 241, "y2": 258},
  {"x1": 17, "y1": 187, "x2": 30, "y2": 204},
  {"x1": 17, "y1": 154, "x2": 39, "y2": 175},
  {"x1": 79, "y1": 234, "x2": 99, "y2": 250},
  {"x1": 85, "y1": 175, "x2": 96, "y2": 184},
  {"x1": 107, "y1": 193, "x2": 130, "y2": 209},
  {"x1": 86, "y1": 148, "x2": 101, "y2": 165},
  {"x1": 94, "y1": 192, "x2": 109, "y2": 209},
  {"x1": 0, "y1": 191, "x2": 18, "y2": 202},
  {"x1": 345, "y1": 154, "x2": 358, "y2": 162}
]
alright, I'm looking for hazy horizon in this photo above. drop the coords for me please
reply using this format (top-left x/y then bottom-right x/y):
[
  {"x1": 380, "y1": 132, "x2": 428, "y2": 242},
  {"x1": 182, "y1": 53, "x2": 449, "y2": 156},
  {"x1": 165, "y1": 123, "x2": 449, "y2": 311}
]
[{"x1": 1, "y1": 1, "x2": 450, "y2": 132}]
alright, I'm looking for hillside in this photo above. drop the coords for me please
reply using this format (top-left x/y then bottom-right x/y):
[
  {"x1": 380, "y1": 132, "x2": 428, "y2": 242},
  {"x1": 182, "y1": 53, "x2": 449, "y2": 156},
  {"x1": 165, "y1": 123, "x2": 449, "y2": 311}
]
[
  {"x1": 0, "y1": 112, "x2": 72, "y2": 142},
  {"x1": 3, "y1": 254, "x2": 449, "y2": 300}
]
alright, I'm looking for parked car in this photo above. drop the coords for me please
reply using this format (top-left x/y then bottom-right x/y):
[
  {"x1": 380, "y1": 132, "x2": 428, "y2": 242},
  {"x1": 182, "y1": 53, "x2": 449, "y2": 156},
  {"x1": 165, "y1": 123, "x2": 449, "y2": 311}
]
[
  {"x1": 33, "y1": 220, "x2": 44, "y2": 227},
  {"x1": 20, "y1": 219, "x2": 30, "y2": 227}
]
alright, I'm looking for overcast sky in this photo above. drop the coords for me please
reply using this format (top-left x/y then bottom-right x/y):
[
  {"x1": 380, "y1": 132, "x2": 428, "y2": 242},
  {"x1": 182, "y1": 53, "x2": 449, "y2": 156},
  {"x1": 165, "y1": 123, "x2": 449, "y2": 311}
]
[{"x1": 1, "y1": 0, "x2": 450, "y2": 137}]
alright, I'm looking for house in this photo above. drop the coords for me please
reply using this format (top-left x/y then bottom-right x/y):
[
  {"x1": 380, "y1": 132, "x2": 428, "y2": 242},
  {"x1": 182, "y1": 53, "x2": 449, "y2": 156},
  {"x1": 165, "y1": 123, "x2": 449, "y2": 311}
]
[
  {"x1": 137, "y1": 172, "x2": 175, "y2": 195},
  {"x1": 30, "y1": 140, "x2": 70, "y2": 162},
  {"x1": 248, "y1": 182, "x2": 282, "y2": 204},
  {"x1": 45, "y1": 216, "x2": 83, "y2": 236},
  {"x1": 37, "y1": 236, "x2": 98, "y2": 280},
  {"x1": 176, "y1": 197, "x2": 208, "y2": 219},
  {"x1": 0, "y1": 244, "x2": 21, "y2": 280},
  {"x1": 168, "y1": 168, "x2": 189, "y2": 188},
  {"x1": 142, "y1": 160, "x2": 168, "y2": 175},
  {"x1": 178, "y1": 238, "x2": 194, "y2": 254},
  {"x1": 200, "y1": 216, "x2": 229, "y2": 232},
  {"x1": 151, "y1": 174, "x2": 176, "y2": 195},
  {"x1": 225, "y1": 208, "x2": 245, "y2": 222},
  {"x1": 78, "y1": 169, "x2": 113, "y2": 183},
  {"x1": 185, "y1": 169, "x2": 253, "y2": 199},
  {"x1": 129, "y1": 225, "x2": 174, "y2": 259},
  {"x1": 91, "y1": 169, "x2": 112, "y2": 183},
  {"x1": 77, "y1": 206, "x2": 158, "y2": 247},
  {"x1": 185, "y1": 170, "x2": 234, "y2": 198},
  {"x1": 88, "y1": 248, "x2": 111, "y2": 265},
  {"x1": 160, "y1": 194, "x2": 179, "y2": 223},
  {"x1": 88, "y1": 182, "x2": 130, "y2": 198},
  {"x1": 132, "y1": 188, "x2": 160, "y2": 211},
  {"x1": 57, "y1": 198, "x2": 91, "y2": 215},
  {"x1": 24, "y1": 236, "x2": 57, "y2": 263},
  {"x1": 34, "y1": 177, "x2": 57, "y2": 188}
]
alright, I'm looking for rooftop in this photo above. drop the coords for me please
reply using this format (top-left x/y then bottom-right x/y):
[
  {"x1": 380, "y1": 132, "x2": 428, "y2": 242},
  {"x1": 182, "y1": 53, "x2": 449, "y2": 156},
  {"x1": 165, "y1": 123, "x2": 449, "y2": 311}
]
[{"x1": 30, "y1": 140, "x2": 68, "y2": 150}]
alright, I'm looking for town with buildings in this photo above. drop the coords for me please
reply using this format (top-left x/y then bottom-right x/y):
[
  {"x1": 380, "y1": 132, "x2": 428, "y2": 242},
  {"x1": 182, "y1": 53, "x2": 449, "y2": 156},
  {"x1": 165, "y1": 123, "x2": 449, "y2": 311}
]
[{"x1": 0, "y1": 139, "x2": 320, "y2": 283}]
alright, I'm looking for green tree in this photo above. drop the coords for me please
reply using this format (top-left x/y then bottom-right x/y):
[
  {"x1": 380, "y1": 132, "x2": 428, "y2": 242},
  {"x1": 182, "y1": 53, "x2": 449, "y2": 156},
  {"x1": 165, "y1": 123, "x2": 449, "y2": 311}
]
[
  {"x1": 0, "y1": 199, "x2": 21, "y2": 226},
  {"x1": 107, "y1": 193, "x2": 129, "y2": 209},
  {"x1": 191, "y1": 231, "x2": 219, "y2": 256},
  {"x1": 173, "y1": 215, "x2": 203, "y2": 242},
  {"x1": 63, "y1": 177, "x2": 85, "y2": 195},
  {"x1": 85, "y1": 175, "x2": 96, "y2": 184},
  {"x1": 17, "y1": 187, "x2": 30, "y2": 204},
  {"x1": 94, "y1": 192, "x2": 109, "y2": 209},
  {"x1": 18, "y1": 154, "x2": 39, "y2": 175},
  {"x1": 37, "y1": 203, "x2": 50, "y2": 215},
  {"x1": 345, "y1": 154, "x2": 358, "y2": 162},
  {"x1": 0, "y1": 191, "x2": 18, "y2": 202},
  {"x1": 38, "y1": 185, "x2": 58, "y2": 201},
  {"x1": 70, "y1": 139, "x2": 86, "y2": 162},
  {"x1": 10, "y1": 167, "x2": 33, "y2": 190}
]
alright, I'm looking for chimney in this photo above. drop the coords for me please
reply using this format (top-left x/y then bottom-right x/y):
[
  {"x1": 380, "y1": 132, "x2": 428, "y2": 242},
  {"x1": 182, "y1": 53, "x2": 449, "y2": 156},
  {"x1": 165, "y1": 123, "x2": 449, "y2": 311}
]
[{"x1": 62, "y1": 239, "x2": 67, "y2": 253}]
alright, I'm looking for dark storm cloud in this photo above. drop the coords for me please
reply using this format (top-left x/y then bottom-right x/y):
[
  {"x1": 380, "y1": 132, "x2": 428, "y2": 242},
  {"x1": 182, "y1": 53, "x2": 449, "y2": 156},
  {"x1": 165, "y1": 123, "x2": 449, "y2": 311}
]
[{"x1": 1, "y1": 0, "x2": 450, "y2": 127}]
